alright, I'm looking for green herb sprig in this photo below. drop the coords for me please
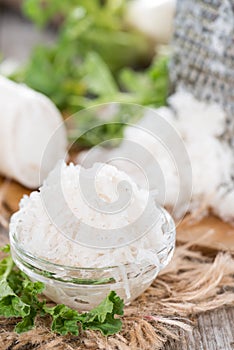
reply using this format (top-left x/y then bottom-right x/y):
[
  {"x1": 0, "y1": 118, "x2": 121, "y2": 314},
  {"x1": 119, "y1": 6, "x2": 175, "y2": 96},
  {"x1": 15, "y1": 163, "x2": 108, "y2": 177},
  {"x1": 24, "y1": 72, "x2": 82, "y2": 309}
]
[
  {"x1": 7, "y1": 0, "x2": 169, "y2": 148},
  {"x1": 0, "y1": 245, "x2": 124, "y2": 336},
  {"x1": 9, "y1": 0, "x2": 168, "y2": 115}
]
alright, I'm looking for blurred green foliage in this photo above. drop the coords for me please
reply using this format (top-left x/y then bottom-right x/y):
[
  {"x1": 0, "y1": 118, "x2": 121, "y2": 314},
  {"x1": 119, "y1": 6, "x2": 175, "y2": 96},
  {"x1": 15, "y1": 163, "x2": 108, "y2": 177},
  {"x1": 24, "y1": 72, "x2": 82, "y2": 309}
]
[
  {"x1": 11, "y1": 0, "x2": 169, "y2": 145},
  {"x1": 68, "y1": 104, "x2": 145, "y2": 148}
]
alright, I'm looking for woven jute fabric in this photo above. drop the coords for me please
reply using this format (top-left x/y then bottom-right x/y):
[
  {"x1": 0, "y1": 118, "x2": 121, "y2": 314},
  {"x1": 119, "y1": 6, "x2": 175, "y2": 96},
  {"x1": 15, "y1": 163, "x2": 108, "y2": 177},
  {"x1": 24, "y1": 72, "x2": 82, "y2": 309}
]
[
  {"x1": 170, "y1": 0, "x2": 234, "y2": 143},
  {"x1": 0, "y1": 236, "x2": 233, "y2": 350}
]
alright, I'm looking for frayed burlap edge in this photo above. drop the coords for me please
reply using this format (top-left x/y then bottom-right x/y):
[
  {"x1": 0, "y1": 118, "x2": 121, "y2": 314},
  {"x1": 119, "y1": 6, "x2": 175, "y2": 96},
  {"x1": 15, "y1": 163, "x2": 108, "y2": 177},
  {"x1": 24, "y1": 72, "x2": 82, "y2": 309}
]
[{"x1": 0, "y1": 237, "x2": 234, "y2": 350}]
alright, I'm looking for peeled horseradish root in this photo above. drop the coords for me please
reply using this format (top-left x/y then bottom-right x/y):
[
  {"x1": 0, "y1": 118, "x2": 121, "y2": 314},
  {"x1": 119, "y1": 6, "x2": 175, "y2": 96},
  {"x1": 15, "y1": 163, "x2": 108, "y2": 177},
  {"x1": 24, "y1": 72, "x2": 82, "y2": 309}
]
[{"x1": 0, "y1": 76, "x2": 67, "y2": 188}]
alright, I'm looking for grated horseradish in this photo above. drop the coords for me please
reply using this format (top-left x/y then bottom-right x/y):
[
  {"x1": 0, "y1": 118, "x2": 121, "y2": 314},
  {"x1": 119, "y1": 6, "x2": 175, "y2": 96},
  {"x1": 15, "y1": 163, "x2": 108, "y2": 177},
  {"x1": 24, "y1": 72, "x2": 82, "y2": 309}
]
[{"x1": 10, "y1": 162, "x2": 166, "y2": 268}]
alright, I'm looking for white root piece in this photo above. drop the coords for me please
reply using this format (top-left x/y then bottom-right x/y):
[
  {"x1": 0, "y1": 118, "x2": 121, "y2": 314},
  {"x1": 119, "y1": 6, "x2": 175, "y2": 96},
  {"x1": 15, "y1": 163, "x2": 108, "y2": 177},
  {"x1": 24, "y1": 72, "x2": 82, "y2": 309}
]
[
  {"x1": 0, "y1": 76, "x2": 67, "y2": 188},
  {"x1": 126, "y1": 0, "x2": 176, "y2": 44}
]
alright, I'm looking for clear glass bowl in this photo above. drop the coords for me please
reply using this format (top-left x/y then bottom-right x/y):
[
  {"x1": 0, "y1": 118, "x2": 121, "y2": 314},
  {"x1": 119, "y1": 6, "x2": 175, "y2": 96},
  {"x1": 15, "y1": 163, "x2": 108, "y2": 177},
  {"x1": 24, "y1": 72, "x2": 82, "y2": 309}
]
[{"x1": 10, "y1": 207, "x2": 175, "y2": 311}]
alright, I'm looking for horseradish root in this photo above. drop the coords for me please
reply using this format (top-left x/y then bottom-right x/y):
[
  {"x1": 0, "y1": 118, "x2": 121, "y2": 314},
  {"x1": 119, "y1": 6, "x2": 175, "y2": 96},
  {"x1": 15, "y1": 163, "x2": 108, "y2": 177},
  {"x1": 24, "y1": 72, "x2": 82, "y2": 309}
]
[{"x1": 0, "y1": 76, "x2": 67, "y2": 188}]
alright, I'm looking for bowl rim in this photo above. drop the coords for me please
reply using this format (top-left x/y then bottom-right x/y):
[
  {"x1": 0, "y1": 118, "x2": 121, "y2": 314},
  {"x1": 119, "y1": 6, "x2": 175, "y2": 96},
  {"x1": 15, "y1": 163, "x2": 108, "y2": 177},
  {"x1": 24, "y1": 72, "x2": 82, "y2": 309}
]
[{"x1": 9, "y1": 206, "x2": 175, "y2": 272}]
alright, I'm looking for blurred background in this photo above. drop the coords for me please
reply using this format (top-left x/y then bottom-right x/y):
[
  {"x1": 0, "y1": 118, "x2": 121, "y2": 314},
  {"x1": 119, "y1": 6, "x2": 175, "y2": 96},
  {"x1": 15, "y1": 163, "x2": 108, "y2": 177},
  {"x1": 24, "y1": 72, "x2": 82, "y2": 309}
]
[
  {"x1": 0, "y1": 0, "x2": 174, "y2": 113},
  {"x1": 0, "y1": 0, "x2": 175, "y2": 224},
  {"x1": 0, "y1": 0, "x2": 55, "y2": 65}
]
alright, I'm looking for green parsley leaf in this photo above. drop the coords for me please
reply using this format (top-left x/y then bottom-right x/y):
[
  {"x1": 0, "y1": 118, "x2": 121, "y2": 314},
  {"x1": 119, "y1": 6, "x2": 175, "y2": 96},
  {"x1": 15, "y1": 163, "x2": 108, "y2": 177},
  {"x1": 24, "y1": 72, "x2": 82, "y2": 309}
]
[
  {"x1": 82, "y1": 52, "x2": 118, "y2": 97},
  {"x1": 14, "y1": 308, "x2": 37, "y2": 333},
  {"x1": 0, "y1": 248, "x2": 30, "y2": 318},
  {"x1": 78, "y1": 291, "x2": 124, "y2": 335},
  {"x1": 0, "y1": 245, "x2": 124, "y2": 336},
  {"x1": 44, "y1": 304, "x2": 80, "y2": 336}
]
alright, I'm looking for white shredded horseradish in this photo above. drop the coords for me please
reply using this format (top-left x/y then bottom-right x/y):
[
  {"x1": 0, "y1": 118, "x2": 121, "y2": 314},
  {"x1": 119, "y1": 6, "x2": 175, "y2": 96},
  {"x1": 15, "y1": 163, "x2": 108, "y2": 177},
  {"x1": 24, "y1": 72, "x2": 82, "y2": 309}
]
[{"x1": 10, "y1": 162, "x2": 165, "y2": 268}]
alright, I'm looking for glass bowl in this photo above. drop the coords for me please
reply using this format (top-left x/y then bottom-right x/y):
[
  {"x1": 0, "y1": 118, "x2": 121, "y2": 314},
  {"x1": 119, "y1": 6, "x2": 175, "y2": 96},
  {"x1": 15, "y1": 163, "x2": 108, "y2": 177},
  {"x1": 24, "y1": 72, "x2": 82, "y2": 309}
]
[{"x1": 9, "y1": 207, "x2": 175, "y2": 311}]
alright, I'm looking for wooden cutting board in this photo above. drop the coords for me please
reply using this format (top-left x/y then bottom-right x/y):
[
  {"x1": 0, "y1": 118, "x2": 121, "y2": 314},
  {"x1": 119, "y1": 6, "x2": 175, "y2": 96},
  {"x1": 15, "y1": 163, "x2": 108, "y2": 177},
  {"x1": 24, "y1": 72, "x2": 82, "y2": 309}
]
[
  {"x1": 177, "y1": 216, "x2": 234, "y2": 252},
  {"x1": 0, "y1": 176, "x2": 31, "y2": 213},
  {"x1": 0, "y1": 175, "x2": 234, "y2": 252}
]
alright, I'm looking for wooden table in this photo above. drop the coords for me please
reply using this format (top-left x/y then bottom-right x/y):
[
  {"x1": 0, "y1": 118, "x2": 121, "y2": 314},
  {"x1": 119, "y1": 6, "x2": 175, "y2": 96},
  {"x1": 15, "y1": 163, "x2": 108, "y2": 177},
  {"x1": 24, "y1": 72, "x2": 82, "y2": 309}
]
[{"x1": 164, "y1": 307, "x2": 234, "y2": 350}]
